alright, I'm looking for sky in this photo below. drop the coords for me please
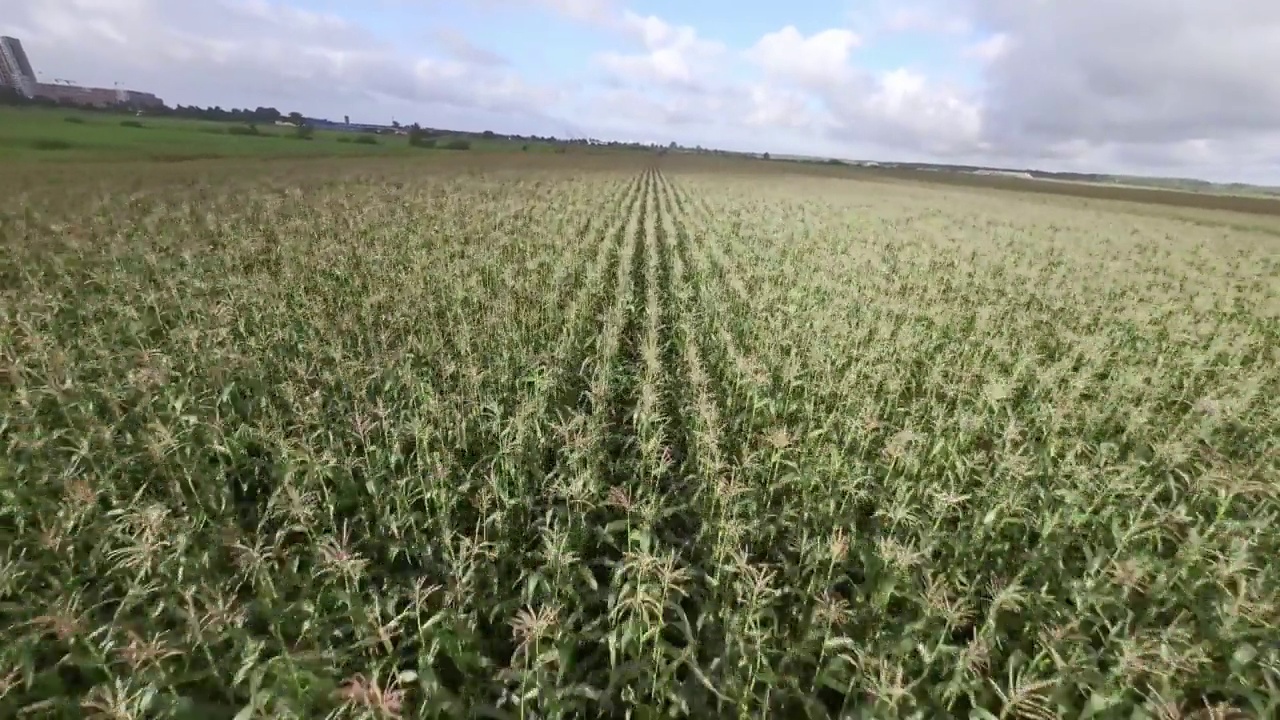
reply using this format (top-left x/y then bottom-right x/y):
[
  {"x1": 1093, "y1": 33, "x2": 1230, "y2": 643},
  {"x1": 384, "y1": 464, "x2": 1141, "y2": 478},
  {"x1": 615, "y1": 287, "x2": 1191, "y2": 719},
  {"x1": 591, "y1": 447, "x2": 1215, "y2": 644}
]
[{"x1": 5, "y1": 0, "x2": 1280, "y2": 183}]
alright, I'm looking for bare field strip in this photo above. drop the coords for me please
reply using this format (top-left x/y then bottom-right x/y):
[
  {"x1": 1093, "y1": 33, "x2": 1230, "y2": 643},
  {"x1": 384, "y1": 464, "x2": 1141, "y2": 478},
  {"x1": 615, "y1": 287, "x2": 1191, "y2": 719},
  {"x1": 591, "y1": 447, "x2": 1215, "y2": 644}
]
[
  {"x1": 2, "y1": 157, "x2": 1278, "y2": 719},
  {"x1": 724, "y1": 156, "x2": 1280, "y2": 219}
]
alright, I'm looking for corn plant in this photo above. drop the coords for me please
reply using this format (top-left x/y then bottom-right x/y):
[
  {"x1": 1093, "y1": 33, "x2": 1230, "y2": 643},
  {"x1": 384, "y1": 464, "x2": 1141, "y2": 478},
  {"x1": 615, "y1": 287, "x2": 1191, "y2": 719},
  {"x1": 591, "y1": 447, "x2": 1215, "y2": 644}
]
[{"x1": 2, "y1": 156, "x2": 1278, "y2": 719}]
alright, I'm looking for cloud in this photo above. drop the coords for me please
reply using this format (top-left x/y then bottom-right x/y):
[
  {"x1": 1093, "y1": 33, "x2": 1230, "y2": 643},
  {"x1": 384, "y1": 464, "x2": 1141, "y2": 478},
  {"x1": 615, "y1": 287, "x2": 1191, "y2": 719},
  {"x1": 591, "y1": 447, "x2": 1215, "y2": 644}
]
[
  {"x1": 849, "y1": 1, "x2": 972, "y2": 37},
  {"x1": 533, "y1": 0, "x2": 618, "y2": 25},
  {"x1": 501, "y1": 0, "x2": 1280, "y2": 177},
  {"x1": 967, "y1": 0, "x2": 1280, "y2": 169},
  {"x1": 743, "y1": 26, "x2": 981, "y2": 155},
  {"x1": 3, "y1": 0, "x2": 558, "y2": 128},
  {"x1": 429, "y1": 28, "x2": 508, "y2": 67},
  {"x1": 746, "y1": 26, "x2": 861, "y2": 89},
  {"x1": 465, "y1": 0, "x2": 619, "y2": 26},
  {"x1": 852, "y1": 70, "x2": 983, "y2": 153},
  {"x1": 743, "y1": 84, "x2": 822, "y2": 130},
  {"x1": 963, "y1": 33, "x2": 1007, "y2": 63},
  {"x1": 594, "y1": 11, "x2": 725, "y2": 91},
  {"x1": 880, "y1": 6, "x2": 971, "y2": 35}
]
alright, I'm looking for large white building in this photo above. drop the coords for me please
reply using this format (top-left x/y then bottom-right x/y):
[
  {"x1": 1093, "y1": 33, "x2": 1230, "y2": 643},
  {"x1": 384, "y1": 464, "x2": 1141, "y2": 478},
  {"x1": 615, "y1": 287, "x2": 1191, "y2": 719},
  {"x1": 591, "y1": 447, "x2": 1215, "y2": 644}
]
[{"x1": 0, "y1": 36, "x2": 37, "y2": 97}]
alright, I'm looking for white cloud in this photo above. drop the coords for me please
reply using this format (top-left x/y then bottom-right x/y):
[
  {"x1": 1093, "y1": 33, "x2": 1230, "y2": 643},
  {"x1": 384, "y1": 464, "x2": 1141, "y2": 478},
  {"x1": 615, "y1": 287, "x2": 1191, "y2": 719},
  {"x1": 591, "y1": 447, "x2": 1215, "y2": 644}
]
[
  {"x1": 583, "y1": 87, "x2": 700, "y2": 126},
  {"x1": 855, "y1": 69, "x2": 983, "y2": 152},
  {"x1": 594, "y1": 11, "x2": 725, "y2": 91},
  {"x1": 746, "y1": 26, "x2": 861, "y2": 89},
  {"x1": 963, "y1": 33, "x2": 1008, "y2": 63},
  {"x1": 742, "y1": 26, "x2": 981, "y2": 155},
  {"x1": 743, "y1": 84, "x2": 822, "y2": 131},
  {"x1": 596, "y1": 49, "x2": 697, "y2": 88},
  {"x1": 849, "y1": 0, "x2": 972, "y2": 37},
  {"x1": 881, "y1": 6, "x2": 971, "y2": 35},
  {"x1": 3, "y1": 0, "x2": 558, "y2": 129},
  {"x1": 466, "y1": 0, "x2": 619, "y2": 25},
  {"x1": 967, "y1": 0, "x2": 1280, "y2": 173},
  {"x1": 534, "y1": 0, "x2": 618, "y2": 25}
]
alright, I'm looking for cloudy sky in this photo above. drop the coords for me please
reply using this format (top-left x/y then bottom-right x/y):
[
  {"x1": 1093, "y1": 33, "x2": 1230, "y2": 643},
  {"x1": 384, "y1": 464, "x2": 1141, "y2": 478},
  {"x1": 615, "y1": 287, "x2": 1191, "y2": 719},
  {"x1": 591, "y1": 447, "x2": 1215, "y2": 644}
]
[{"x1": 5, "y1": 0, "x2": 1280, "y2": 183}]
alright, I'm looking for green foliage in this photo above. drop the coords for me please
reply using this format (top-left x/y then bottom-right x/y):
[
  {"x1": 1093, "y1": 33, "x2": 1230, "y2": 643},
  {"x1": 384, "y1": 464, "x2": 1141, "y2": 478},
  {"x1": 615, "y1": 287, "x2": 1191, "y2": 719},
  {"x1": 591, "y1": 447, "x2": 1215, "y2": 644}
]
[
  {"x1": 119, "y1": 119, "x2": 146, "y2": 129},
  {"x1": 28, "y1": 137, "x2": 74, "y2": 150},
  {"x1": 226, "y1": 124, "x2": 262, "y2": 137},
  {"x1": 352, "y1": 134, "x2": 379, "y2": 145},
  {"x1": 407, "y1": 127, "x2": 435, "y2": 148},
  {"x1": 63, "y1": 115, "x2": 86, "y2": 124},
  {"x1": 2, "y1": 160, "x2": 1278, "y2": 719}
]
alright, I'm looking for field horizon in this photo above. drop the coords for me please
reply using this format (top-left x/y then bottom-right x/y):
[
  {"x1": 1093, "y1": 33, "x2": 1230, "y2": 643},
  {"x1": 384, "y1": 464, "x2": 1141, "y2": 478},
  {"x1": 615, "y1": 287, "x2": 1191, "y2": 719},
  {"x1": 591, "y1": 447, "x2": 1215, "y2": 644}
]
[{"x1": 8, "y1": 104, "x2": 1280, "y2": 214}]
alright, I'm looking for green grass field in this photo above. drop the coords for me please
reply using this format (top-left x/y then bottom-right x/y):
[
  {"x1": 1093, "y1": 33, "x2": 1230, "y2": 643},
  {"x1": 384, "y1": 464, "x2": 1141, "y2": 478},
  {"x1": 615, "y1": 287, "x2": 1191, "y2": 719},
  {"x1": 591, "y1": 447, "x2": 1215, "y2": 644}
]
[
  {"x1": 0, "y1": 107, "x2": 550, "y2": 162},
  {"x1": 2, "y1": 152, "x2": 1278, "y2": 719}
]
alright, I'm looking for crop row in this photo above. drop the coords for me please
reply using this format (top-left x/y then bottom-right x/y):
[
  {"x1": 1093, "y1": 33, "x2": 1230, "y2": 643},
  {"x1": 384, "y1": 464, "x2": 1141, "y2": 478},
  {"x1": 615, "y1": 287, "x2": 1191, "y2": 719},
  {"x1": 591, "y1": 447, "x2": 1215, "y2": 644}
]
[{"x1": 2, "y1": 164, "x2": 1278, "y2": 719}]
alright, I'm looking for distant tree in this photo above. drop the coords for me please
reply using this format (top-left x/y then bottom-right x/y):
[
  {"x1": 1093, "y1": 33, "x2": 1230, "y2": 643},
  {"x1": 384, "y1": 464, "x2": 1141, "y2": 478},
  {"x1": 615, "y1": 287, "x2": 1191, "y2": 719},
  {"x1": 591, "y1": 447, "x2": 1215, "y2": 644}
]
[
  {"x1": 762, "y1": 152, "x2": 770, "y2": 160},
  {"x1": 287, "y1": 111, "x2": 304, "y2": 125},
  {"x1": 392, "y1": 120, "x2": 401, "y2": 129},
  {"x1": 0, "y1": 87, "x2": 28, "y2": 106},
  {"x1": 408, "y1": 127, "x2": 434, "y2": 147},
  {"x1": 482, "y1": 130, "x2": 495, "y2": 138},
  {"x1": 669, "y1": 141, "x2": 677, "y2": 149},
  {"x1": 0, "y1": 94, "x2": 293, "y2": 122}
]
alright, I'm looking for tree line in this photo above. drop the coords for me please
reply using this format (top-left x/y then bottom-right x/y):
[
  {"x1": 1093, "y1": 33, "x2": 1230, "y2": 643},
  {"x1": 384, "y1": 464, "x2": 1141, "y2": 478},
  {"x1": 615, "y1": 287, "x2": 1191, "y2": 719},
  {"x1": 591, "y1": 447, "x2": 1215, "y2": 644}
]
[{"x1": 0, "y1": 87, "x2": 302, "y2": 125}]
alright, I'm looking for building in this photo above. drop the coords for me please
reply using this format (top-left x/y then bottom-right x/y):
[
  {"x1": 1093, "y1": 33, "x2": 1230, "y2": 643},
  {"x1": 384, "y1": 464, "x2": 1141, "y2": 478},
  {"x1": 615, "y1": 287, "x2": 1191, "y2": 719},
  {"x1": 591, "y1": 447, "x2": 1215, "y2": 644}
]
[
  {"x1": 0, "y1": 36, "x2": 37, "y2": 97},
  {"x1": 31, "y1": 83, "x2": 119, "y2": 107},
  {"x1": 0, "y1": 35, "x2": 164, "y2": 108},
  {"x1": 120, "y1": 89, "x2": 164, "y2": 109},
  {"x1": 29, "y1": 83, "x2": 165, "y2": 109}
]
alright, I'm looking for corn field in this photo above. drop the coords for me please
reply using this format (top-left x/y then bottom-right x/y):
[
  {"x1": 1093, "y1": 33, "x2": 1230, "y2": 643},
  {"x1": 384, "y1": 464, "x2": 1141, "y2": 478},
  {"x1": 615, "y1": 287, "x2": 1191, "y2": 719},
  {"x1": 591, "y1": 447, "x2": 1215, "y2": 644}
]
[{"x1": 2, "y1": 158, "x2": 1278, "y2": 719}]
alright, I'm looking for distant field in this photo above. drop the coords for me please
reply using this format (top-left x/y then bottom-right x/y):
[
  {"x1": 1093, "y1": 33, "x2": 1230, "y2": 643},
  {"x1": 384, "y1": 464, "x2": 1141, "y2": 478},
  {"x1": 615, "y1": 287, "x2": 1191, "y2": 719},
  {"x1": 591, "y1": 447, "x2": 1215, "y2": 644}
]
[
  {"x1": 1030, "y1": 175, "x2": 1280, "y2": 200},
  {"x1": 2, "y1": 153, "x2": 1277, "y2": 718},
  {"x1": 0, "y1": 106, "x2": 550, "y2": 162},
  {"x1": 760, "y1": 159, "x2": 1280, "y2": 218}
]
